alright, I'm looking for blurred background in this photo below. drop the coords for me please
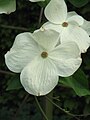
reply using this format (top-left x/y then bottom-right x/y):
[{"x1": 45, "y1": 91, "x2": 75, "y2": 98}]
[{"x1": 0, "y1": 0, "x2": 90, "y2": 120}]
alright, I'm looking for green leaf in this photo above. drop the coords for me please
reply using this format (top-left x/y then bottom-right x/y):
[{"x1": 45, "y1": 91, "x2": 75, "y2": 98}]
[
  {"x1": 6, "y1": 74, "x2": 22, "y2": 90},
  {"x1": 68, "y1": 0, "x2": 89, "y2": 7},
  {"x1": 73, "y1": 69, "x2": 89, "y2": 87},
  {"x1": 0, "y1": 0, "x2": 16, "y2": 14},
  {"x1": 38, "y1": 0, "x2": 50, "y2": 7},
  {"x1": 59, "y1": 69, "x2": 90, "y2": 96}
]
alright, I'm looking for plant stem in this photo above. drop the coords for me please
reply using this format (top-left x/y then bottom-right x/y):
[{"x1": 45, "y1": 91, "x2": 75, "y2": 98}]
[
  {"x1": 43, "y1": 91, "x2": 53, "y2": 120},
  {"x1": 38, "y1": 7, "x2": 44, "y2": 28},
  {"x1": 0, "y1": 70, "x2": 15, "y2": 75},
  {"x1": 35, "y1": 96, "x2": 49, "y2": 120}
]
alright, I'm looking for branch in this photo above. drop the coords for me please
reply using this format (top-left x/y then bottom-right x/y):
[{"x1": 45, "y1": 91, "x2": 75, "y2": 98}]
[
  {"x1": 46, "y1": 96, "x2": 80, "y2": 120},
  {"x1": 0, "y1": 24, "x2": 29, "y2": 31},
  {"x1": 0, "y1": 70, "x2": 15, "y2": 75},
  {"x1": 38, "y1": 7, "x2": 44, "y2": 28}
]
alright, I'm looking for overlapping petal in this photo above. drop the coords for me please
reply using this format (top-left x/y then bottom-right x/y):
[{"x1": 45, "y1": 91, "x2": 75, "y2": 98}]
[
  {"x1": 33, "y1": 29, "x2": 60, "y2": 50},
  {"x1": 67, "y1": 14, "x2": 84, "y2": 26},
  {"x1": 60, "y1": 24, "x2": 90, "y2": 53},
  {"x1": 42, "y1": 22, "x2": 63, "y2": 33},
  {"x1": 49, "y1": 42, "x2": 82, "y2": 77},
  {"x1": 67, "y1": 11, "x2": 78, "y2": 18},
  {"x1": 5, "y1": 32, "x2": 42, "y2": 73},
  {"x1": 42, "y1": 21, "x2": 90, "y2": 53},
  {"x1": 45, "y1": 0, "x2": 67, "y2": 24},
  {"x1": 82, "y1": 20, "x2": 90, "y2": 35},
  {"x1": 49, "y1": 42, "x2": 81, "y2": 59},
  {"x1": 67, "y1": 12, "x2": 90, "y2": 35},
  {"x1": 20, "y1": 56, "x2": 58, "y2": 96}
]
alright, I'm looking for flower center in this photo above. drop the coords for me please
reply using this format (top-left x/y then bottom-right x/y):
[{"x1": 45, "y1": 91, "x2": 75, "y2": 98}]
[
  {"x1": 62, "y1": 22, "x2": 68, "y2": 27},
  {"x1": 41, "y1": 51, "x2": 48, "y2": 58}
]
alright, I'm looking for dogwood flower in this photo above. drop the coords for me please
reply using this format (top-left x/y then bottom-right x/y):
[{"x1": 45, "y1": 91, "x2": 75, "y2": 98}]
[
  {"x1": 43, "y1": 0, "x2": 90, "y2": 53},
  {"x1": 5, "y1": 30, "x2": 82, "y2": 96},
  {"x1": 0, "y1": 0, "x2": 16, "y2": 14},
  {"x1": 67, "y1": 11, "x2": 90, "y2": 36},
  {"x1": 29, "y1": 0, "x2": 45, "y2": 2}
]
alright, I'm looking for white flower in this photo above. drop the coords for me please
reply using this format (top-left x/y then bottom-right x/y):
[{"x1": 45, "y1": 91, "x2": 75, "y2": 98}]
[
  {"x1": 29, "y1": 0, "x2": 45, "y2": 2},
  {"x1": 0, "y1": 0, "x2": 16, "y2": 14},
  {"x1": 43, "y1": 0, "x2": 90, "y2": 53},
  {"x1": 5, "y1": 30, "x2": 82, "y2": 96},
  {"x1": 67, "y1": 11, "x2": 90, "y2": 36}
]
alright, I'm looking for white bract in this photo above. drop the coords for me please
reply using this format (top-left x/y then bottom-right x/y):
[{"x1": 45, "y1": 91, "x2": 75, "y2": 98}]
[
  {"x1": 67, "y1": 11, "x2": 90, "y2": 36},
  {"x1": 29, "y1": 0, "x2": 45, "y2": 2},
  {"x1": 0, "y1": 0, "x2": 16, "y2": 14},
  {"x1": 43, "y1": 0, "x2": 90, "y2": 53},
  {"x1": 5, "y1": 30, "x2": 82, "y2": 96}
]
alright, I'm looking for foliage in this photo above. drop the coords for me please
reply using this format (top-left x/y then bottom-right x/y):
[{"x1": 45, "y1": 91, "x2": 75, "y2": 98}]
[
  {"x1": 68, "y1": 0, "x2": 89, "y2": 7},
  {"x1": 0, "y1": 0, "x2": 16, "y2": 14}
]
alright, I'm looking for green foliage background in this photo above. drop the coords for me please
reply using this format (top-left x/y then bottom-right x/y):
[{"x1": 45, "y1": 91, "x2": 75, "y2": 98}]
[{"x1": 0, "y1": 0, "x2": 90, "y2": 120}]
